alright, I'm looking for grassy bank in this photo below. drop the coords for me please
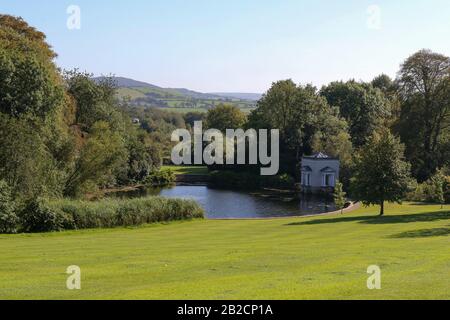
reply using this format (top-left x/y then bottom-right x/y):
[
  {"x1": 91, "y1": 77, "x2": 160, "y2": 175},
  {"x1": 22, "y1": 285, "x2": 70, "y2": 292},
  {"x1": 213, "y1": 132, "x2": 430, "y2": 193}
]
[{"x1": 0, "y1": 203, "x2": 449, "y2": 299}]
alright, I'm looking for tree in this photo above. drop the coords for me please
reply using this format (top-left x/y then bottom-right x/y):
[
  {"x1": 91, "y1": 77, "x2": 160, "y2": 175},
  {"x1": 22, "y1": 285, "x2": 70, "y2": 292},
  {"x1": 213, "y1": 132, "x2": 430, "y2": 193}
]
[
  {"x1": 122, "y1": 128, "x2": 161, "y2": 183},
  {"x1": 0, "y1": 52, "x2": 64, "y2": 118},
  {"x1": 205, "y1": 104, "x2": 246, "y2": 132},
  {"x1": 0, "y1": 15, "x2": 63, "y2": 127},
  {"x1": 0, "y1": 179, "x2": 18, "y2": 234},
  {"x1": 0, "y1": 15, "x2": 65, "y2": 119},
  {"x1": 248, "y1": 80, "x2": 351, "y2": 175},
  {"x1": 64, "y1": 121, "x2": 128, "y2": 196},
  {"x1": 0, "y1": 16, "x2": 74, "y2": 201},
  {"x1": 351, "y1": 130, "x2": 412, "y2": 216},
  {"x1": 321, "y1": 81, "x2": 391, "y2": 147},
  {"x1": 64, "y1": 71, "x2": 123, "y2": 130},
  {"x1": 0, "y1": 14, "x2": 55, "y2": 59},
  {"x1": 311, "y1": 111, "x2": 353, "y2": 188},
  {"x1": 184, "y1": 111, "x2": 205, "y2": 130},
  {"x1": 333, "y1": 182, "x2": 347, "y2": 214},
  {"x1": 428, "y1": 170, "x2": 445, "y2": 208},
  {"x1": 0, "y1": 114, "x2": 65, "y2": 200},
  {"x1": 435, "y1": 179, "x2": 445, "y2": 209},
  {"x1": 372, "y1": 74, "x2": 395, "y2": 96},
  {"x1": 396, "y1": 49, "x2": 450, "y2": 181},
  {"x1": 444, "y1": 175, "x2": 450, "y2": 204},
  {"x1": 0, "y1": 15, "x2": 169, "y2": 200}
]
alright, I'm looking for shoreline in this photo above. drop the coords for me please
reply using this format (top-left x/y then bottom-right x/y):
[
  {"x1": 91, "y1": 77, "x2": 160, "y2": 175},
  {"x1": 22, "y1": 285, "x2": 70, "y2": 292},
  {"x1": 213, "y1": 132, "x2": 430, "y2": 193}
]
[{"x1": 207, "y1": 201, "x2": 362, "y2": 221}]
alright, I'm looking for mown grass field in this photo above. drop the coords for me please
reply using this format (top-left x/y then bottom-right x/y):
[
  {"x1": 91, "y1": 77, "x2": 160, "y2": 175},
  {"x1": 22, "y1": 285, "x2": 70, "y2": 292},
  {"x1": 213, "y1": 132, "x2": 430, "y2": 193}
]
[{"x1": 0, "y1": 203, "x2": 449, "y2": 300}]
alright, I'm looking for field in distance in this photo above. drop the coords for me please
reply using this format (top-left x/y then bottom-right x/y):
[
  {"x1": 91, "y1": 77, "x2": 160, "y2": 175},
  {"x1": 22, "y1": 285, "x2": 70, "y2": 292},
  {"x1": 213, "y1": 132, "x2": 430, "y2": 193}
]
[{"x1": 96, "y1": 76, "x2": 261, "y2": 113}]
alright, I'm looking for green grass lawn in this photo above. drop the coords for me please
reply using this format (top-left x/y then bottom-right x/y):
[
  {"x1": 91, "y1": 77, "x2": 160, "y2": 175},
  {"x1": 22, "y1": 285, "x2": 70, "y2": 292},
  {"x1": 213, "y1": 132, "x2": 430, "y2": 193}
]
[
  {"x1": 0, "y1": 203, "x2": 449, "y2": 300},
  {"x1": 162, "y1": 165, "x2": 209, "y2": 175}
]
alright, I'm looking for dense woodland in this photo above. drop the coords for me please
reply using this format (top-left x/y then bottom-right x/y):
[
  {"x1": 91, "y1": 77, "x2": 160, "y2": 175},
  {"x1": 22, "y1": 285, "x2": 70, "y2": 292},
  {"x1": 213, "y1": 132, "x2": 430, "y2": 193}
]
[{"x1": 0, "y1": 15, "x2": 449, "y2": 232}]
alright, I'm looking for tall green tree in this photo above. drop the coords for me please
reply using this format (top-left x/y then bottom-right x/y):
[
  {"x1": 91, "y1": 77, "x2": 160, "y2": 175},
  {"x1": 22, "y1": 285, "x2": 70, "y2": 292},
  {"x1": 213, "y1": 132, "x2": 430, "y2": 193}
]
[
  {"x1": 0, "y1": 15, "x2": 65, "y2": 120},
  {"x1": 64, "y1": 71, "x2": 123, "y2": 130},
  {"x1": 121, "y1": 128, "x2": 161, "y2": 183},
  {"x1": 351, "y1": 130, "x2": 412, "y2": 216},
  {"x1": 0, "y1": 179, "x2": 18, "y2": 234},
  {"x1": 64, "y1": 121, "x2": 128, "y2": 196},
  {"x1": 321, "y1": 81, "x2": 391, "y2": 147},
  {"x1": 0, "y1": 15, "x2": 73, "y2": 200},
  {"x1": 0, "y1": 15, "x2": 56, "y2": 59},
  {"x1": 0, "y1": 52, "x2": 64, "y2": 118},
  {"x1": 396, "y1": 49, "x2": 450, "y2": 181},
  {"x1": 205, "y1": 104, "x2": 246, "y2": 132},
  {"x1": 425, "y1": 170, "x2": 446, "y2": 208},
  {"x1": 184, "y1": 111, "x2": 205, "y2": 130},
  {"x1": 0, "y1": 114, "x2": 65, "y2": 199},
  {"x1": 372, "y1": 74, "x2": 395, "y2": 96},
  {"x1": 0, "y1": 15, "x2": 168, "y2": 200},
  {"x1": 248, "y1": 80, "x2": 351, "y2": 175}
]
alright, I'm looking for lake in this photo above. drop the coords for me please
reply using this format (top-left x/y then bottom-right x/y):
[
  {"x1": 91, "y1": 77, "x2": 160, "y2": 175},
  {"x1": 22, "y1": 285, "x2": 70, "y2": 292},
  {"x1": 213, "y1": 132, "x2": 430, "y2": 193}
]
[{"x1": 110, "y1": 185, "x2": 337, "y2": 219}]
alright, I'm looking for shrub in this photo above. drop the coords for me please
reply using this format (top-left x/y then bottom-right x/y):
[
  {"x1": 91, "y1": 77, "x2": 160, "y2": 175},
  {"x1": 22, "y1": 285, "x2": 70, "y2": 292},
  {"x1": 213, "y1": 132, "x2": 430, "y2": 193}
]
[
  {"x1": 444, "y1": 176, "x2": 450, "y2": 203},
  {"x1": 144, "y1": 169, "x2": 176, "y2": 187},
  {"x1": 406, "y1": 171, "x2": 449, "y2": 204},
  {"x1": 0, "y1": 179, "x2": 19, "y2": 234},
  {"x1": 48, "y1": 196, "x2": 204, "y2": 231},
  {"x1": 20, "y1": 197, "x2": 74, "y2": 233}
]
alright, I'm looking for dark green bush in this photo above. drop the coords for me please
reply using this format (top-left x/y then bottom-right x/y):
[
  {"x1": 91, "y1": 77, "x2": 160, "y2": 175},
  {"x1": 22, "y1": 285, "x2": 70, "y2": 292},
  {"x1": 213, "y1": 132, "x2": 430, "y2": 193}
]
[
  {"x1": 20, "y1": 198, "x2": 74, "y2": 233},
  {"x1": 406, "y1": 171, "x2": 449, "y2": 204},
  {"x1": 0, "y1": 179, "x2": 19, "y2": 234},
  {"x1": 144, "y1": 169, "x2": 176, "y2": 187}
]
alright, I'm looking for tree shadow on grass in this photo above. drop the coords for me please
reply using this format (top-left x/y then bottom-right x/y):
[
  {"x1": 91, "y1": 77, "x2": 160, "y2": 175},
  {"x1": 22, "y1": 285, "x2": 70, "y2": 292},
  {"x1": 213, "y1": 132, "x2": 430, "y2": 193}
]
[
  {"x1": 390, "y1": 227, "x2": 450, "y2": 238},
  {"x1": 286, "y1": 211, "x2": 450, "y2": 226}
]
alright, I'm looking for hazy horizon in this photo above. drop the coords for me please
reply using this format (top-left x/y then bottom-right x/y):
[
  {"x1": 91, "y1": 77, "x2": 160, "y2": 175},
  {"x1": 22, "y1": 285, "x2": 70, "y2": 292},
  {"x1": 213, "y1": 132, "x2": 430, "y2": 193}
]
[{"x1": 2, "y1": 0, "x2": 450, "y2": 93}]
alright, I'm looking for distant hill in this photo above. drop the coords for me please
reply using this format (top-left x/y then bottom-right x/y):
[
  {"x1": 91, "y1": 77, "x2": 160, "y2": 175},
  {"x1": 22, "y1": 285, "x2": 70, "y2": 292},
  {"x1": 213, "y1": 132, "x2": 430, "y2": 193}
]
[
  {"x1": 170, "y1": 88, "x2": 222, "y2": 100},
  {"x1": 93, "y1": 76, "x2": 259, "y2": 112},
  {"x1": 209, "y1": 92, "x2": 262, "y2": 101},
  {"x1": 94, "y1": 76, "x2": 161, "y2": 89}
]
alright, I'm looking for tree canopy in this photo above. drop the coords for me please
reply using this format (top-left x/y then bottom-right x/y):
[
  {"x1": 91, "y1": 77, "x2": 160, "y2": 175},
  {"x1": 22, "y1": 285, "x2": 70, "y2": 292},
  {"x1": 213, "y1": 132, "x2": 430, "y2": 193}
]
[
  {"x1": 248, "y1": 80, "x2": 351, "y2": 175},
  {"x1": 321, "y1": 80, "x2": 391, "y2": 147},
  {"x1": 396, "y1": 49, "x2": 450, "y2": 181},
  {"x1": 351, "y1": 130, "x2": 412, "y2": 216},
  {"x1": 205, "y1": 104, "x2": 246, "y2": 132}
]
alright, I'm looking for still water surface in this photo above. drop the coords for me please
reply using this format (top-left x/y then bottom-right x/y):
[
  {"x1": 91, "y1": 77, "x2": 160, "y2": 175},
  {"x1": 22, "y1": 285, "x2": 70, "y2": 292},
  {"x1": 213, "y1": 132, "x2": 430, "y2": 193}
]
[{"x1": 111, "y1": 185, "x2": 336, "y2": 219}]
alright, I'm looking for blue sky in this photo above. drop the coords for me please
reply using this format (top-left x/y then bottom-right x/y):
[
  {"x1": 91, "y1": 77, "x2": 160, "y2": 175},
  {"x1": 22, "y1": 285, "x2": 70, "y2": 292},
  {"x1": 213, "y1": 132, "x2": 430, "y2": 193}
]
[{"x1": 1, "y1": 0, "x2": 450, "y2": 92}]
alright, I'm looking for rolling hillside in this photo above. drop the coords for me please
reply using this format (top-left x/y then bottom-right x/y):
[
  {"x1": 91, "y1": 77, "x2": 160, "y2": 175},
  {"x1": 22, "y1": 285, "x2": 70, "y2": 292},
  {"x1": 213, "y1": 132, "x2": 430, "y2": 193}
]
[{"x1": 94, "y1": 76, "x2": 260, "y2": 112}]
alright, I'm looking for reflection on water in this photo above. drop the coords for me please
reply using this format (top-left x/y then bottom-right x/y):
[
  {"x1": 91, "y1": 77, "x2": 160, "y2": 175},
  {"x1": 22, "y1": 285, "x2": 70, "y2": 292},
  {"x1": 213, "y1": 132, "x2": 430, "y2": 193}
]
[{"x1": 110, "y1": 185, "x2": 336, "y2": 219}]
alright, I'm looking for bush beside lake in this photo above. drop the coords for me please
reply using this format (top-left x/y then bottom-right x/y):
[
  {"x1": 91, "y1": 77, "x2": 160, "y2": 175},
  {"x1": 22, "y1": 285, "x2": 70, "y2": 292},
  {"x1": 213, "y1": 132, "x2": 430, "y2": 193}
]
[{"x1": 6, "y1": 196, "x2": 204, "y2": 233}]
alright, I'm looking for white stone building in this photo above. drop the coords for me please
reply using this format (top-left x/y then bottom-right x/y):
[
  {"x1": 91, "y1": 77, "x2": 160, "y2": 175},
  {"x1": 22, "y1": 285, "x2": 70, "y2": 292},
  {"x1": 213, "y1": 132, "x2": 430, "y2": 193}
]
[{"x1": 300, "y1": 152, "x2": 340, "y2": 193}]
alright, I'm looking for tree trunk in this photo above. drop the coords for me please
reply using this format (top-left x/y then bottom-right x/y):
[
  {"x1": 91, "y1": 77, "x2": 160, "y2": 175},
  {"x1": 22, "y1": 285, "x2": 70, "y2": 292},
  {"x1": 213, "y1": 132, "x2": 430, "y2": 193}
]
[{"x1": 379, "y1": 201, "x2": 384, "y2": 216}]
